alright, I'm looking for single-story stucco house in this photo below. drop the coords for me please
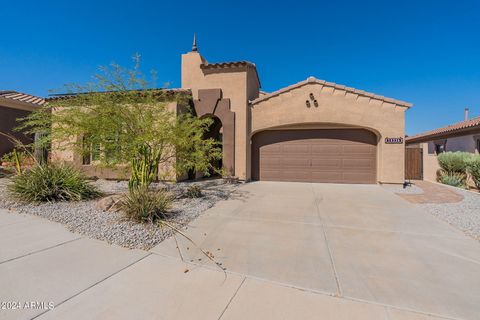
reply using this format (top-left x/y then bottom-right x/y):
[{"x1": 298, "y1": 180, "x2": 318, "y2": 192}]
[
  {"x1": 0, "y1": 91, "x2": 45, "y2": 157},
  {"x1": 405, "y1": 108, "x2": 480, "y2": 182},
  {"x1": 51, "y1": 40, "x2": 413, "y2": 184}
]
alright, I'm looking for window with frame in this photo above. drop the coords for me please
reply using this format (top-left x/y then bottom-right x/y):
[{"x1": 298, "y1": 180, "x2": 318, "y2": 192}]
[
  {"x1": 82, "y1": 135, "x2": 101, "y2": 165},
  {"x1": 476, "y1": 138, "x2": 480, "y2": 154},
  {"x1": 435, "y1": 143, "x2": 445, "y2": 154}
]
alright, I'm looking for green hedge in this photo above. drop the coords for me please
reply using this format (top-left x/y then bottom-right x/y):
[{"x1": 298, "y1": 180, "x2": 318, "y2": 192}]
[
  {"x1": 437, "y1": 152, "x2": 480, "y2": 189},
  {"x1": 467, "y1": 156, "x2": 480, "y2": 189},
  {"x1": 437, "y1": 152, "x2": 472, "y2": 174},
  {"x1": 439, "y1": 172, "x2": 467, "y2": 189}
]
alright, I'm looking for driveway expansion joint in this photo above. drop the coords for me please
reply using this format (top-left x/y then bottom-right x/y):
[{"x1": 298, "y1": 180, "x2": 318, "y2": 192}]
[
  {"x1": 311, "y1": 186, "x2": 343, "y2": 297},
  {"x1": 217, "y1": 277, "x2": 246, "y2": 320},
  {"x1": 0, "y1": 237, "x2": 83, "y2": 265}
]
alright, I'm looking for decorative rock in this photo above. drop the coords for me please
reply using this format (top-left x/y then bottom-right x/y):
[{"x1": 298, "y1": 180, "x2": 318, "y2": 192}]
[
  {"x1": 0, "y1": 178, "x2": 237, "y2": 250},
  {"x1": 95, "y1": 195, "x2": 124, "y2": 212}
]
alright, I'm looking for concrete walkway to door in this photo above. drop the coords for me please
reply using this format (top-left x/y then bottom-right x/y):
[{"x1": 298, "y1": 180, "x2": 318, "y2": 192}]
[{"x1": 1, "y1": 182, "x2": 479, "y2": 320}]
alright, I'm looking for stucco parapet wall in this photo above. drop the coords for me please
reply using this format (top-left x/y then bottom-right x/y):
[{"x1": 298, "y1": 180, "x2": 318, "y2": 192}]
[
  {"x1": 199, "y1": 61, "x2": 261, "y2": 88},
  {"x1": 250, "y1": 76, "x2": 412, "y2": 108}
]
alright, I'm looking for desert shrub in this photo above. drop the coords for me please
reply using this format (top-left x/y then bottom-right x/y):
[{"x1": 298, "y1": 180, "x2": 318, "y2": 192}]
[
  {"x1": 467, "y1": 155, "x2": 480, "y2": 188},
  {"x1": 1, "y1": 149, "x2": 31, "y2": 174},
  {"x1": 438, "y1": 172, "x2": 467, "y2": 188},
  {"x1": 437, "y1": 152, "x2": 472, "y2": 174},
  {"x1": 185, "y1": 185, "x2": 202, "y2": 198},
  {"x1": 8, "y1": 164, "x2": 101, "y2": 202},
  {"x1": 120, "y1": 187, "x2": 172, "y2": 223}
]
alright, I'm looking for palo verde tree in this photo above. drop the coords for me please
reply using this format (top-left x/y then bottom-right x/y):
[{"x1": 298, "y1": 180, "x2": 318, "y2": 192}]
[{"x1": 18, "y1": 55, "x2": 222, "y2": 190}]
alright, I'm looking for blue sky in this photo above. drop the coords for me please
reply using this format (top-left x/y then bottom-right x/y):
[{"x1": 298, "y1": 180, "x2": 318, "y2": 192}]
[{"x1": 1, "y1": 0, "x2": 479, "y2": 135}]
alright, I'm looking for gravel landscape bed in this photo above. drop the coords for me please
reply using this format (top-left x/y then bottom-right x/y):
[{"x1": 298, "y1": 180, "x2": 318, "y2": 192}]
[
  {"x1": 419, "y1": 187, "x2": 480, "y2": 241},
  {"x1": 0, "y1": 178, "x2": 238, "y2": 249},
  {"x1": 384, "y1": 181, "x2": 480, "y2": 241}
]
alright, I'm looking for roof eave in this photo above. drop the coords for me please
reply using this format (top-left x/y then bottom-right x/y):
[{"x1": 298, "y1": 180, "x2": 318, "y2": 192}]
[
  {"x1": 406, "y1": 125, "x2": 480, "y2": 144},
  {"x1": 249, "y1": 77, "x2": 411, "y2": 108},
  {"x1": 0, "y1": 96, "x2": 41, "y2": 111}
]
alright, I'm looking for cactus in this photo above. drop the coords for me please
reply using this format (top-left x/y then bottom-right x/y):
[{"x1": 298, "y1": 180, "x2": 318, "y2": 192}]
[{"x1": 128, "y1": 144, "x2": 161, "y2": 191}]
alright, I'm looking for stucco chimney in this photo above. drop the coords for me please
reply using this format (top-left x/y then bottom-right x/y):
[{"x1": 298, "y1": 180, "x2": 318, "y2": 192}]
[{"x1": 465, "y1": 107, "x2": 469, "y2": 121}]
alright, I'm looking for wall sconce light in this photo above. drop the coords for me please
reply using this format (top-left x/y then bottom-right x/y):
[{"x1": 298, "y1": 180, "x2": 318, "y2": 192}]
[
  {"x1": 306, "y1": 100, "x2": 311, "y2": 108},
  {"x1": 313, "y1": 100, "x2": 318, "y2": 107},
  {"x1": 309, "y1": 93, "x2": 315, "y2": 100}
]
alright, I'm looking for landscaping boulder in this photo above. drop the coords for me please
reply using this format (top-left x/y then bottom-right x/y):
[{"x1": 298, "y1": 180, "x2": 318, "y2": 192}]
[{"x1": 95, "y1": 194, "x2": 123, "y2": 212}]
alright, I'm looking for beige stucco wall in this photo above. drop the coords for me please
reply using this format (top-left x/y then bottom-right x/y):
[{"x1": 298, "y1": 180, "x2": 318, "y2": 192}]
[
  {"x1": 420, "y1": 142, "x2": 441, "y2": 182},
  {"x1": 181, "y1": 51, "x2": 260, "y2": 180},
  {"x1": 251, "y1": 82, "x2": 408, "y2": 183},
  {"x1": 51, "y1": 101, "x2": 182, "y2": 181},
  {"x1": 443, "y1": 134, "x2": 479, "y2": 153}
]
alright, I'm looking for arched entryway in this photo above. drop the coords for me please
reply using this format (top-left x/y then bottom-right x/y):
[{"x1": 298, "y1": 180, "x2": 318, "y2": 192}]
[
  {"x1": 193, "y1": 88, "x2": 235, "y2": 176},
  {"x1": 251, "y1": 128, "x2": 377, "y2": 184},
  {"x1": 203, "y1": 116, "x2": 223, "y2": 175}
]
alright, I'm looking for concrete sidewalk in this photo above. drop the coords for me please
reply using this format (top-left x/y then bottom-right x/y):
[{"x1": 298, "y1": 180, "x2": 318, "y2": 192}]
[{"x1": 1, "y1": 182, "x2": 479, "y2": 319}]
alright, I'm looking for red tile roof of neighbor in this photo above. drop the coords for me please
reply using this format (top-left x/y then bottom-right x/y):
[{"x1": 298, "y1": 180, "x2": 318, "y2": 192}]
[
  {"x1": 406, "y1": 116, "x2": 480, "y2": 143},
  {"x1": 0, "y1": 90, "x2": 46, "y2": 106}
]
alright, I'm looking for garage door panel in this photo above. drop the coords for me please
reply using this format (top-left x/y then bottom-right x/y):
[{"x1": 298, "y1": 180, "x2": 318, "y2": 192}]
[
  {"x1": 342, "y1": 158, "x2": 375, "y2": 169},
  {"x1": 311, "y1": 158, "x2": 342, "y2": 169},
  {"x1": 310, "y1": 171, "x2": 344, "y2": 183},
  {"x1": 342, "y1": 145, "x2": 375, "y2": 154},
  {"x1": 282, "y1": 170, "x2": 313, "y2": 181},
  {"x1": 261, "y1": 170, "x2": 311, "y2": 181},
  {"x1": 283, "y1": 144, "x2": 310, "y2": 154},
  {"x1": 259, "y1": 157, "x2": 282, "y2": 167},
  {"x1": 252, "y1": 129, "x2": 377, "y2": 184},
  {"x1": 311, "y1": 144, "x2": 342, "y2": 154},
  {"x1": 282, "y1": 158, "x2": 311, "y2": 168},
  {"x1": 261, "y1": 144, "x2": 283, "y2": 153}
]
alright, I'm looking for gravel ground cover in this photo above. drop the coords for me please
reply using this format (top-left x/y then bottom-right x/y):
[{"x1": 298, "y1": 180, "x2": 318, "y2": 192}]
[
  {"x1": 0, "y1": 178, "x2": 238, "y2": 249},
  {"x1": 420, "y1": 187, "x2": 480, "y2": 241},
  {"x1": 384, "y1": 181, "x2": 480, "y2": 241}
]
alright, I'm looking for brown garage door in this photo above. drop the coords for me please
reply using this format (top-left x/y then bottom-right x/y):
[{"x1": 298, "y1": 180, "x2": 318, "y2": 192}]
[{"x1": 252, "y1": 129, "x2": 377, "y2": 184}]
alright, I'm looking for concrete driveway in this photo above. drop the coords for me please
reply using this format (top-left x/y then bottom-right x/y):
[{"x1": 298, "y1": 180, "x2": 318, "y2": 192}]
[{"x1": 1, "y1": 182, "x2": 479, "y2": 320}]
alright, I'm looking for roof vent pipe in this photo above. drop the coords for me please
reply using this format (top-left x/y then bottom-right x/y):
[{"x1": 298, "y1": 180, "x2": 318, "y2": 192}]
[{"x1": 465, "y1": 107, "x2": 469, "y2": 121}]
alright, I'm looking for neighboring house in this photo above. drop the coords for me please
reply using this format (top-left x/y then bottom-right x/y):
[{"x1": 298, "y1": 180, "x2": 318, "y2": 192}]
[
  {"x1": 405, "y1": 109, "x2": 480, "y2": 182},
  {"x1": 0, "y1": 91, "x2": 45, "y2": 157},
  {"x1": 52, "y1": 39, "x2": 413, "y2": 184}
]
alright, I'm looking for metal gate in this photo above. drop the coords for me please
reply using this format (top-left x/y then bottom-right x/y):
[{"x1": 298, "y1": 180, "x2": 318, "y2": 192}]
[{"x1": 405, "y1": 148, "x2": 423, "y2": 180}]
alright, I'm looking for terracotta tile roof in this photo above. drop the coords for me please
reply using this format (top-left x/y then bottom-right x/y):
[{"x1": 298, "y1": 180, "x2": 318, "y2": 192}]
[
  {"x1": 200, "y1": 61, "x2": 256, "y2": 70},
  {"x1": 200, "y1": 60, "x2": 261, "y2": 87},
  {"x1": 250, "y1": 76, "x2": 412, "y2": 108},
  {"x1": 406, "y1": 116, "x2": 480, "y2": 143},
  {"x1": 46, "y1": 88, "x2": 192, "y2": 101},
  {"x1": 0, "y1": 90, "x2": 46, "y2": 106}
]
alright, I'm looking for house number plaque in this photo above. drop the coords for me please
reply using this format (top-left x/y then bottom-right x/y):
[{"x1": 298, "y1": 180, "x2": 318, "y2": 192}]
[{"x1": 385, "y1": 137, "x2": 403, "y2": 144}]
